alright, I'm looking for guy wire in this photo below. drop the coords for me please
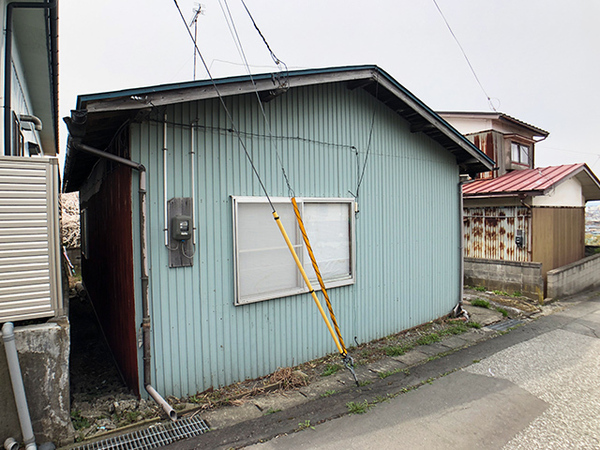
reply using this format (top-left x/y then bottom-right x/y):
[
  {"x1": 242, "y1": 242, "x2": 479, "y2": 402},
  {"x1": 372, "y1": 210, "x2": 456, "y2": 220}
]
[
  {"x1": 221, "y1": 0, "x2": 294, "y2": 196},
  {"x1": 172, "y1": 0, "x2": 275, "y2": 211}
]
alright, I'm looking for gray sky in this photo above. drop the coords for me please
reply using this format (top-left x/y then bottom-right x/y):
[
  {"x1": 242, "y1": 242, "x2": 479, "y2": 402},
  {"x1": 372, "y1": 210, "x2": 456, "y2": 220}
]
[{"x1": 59, "y1": 0, "x2": 600, "y2": 172}]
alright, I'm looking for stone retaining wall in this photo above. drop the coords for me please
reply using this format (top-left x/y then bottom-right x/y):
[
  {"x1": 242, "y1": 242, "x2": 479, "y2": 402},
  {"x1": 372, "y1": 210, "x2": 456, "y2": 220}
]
[
  {"x1": 546, "y1": 253, "x2": 600, "y2": 300},
  {"x1": 464, "y1": 257, "x2": 544, "y2": 302}
]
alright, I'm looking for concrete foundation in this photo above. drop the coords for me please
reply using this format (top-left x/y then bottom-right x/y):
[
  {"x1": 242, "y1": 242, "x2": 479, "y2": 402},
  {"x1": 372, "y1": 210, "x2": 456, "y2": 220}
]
[
  {"x1": 0, "y1": 319, "x2": 74, "y2": 447},
  {"x1": 464, "y1": 257, "x2": 544, "y2": 302},
  {"x1": 546, "y1": 253, "x2": 600, "y2": 300}
]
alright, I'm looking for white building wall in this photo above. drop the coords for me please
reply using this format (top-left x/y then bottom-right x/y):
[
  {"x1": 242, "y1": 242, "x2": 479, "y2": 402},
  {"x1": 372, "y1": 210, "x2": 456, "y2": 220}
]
[{"x1": 532, "y1": 178, "x2": 584, "y2": 207}]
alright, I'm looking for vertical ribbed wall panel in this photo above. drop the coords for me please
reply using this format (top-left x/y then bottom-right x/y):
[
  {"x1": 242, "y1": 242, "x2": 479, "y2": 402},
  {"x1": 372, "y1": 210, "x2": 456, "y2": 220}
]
[
  {"x1": 0, "y1": 157, "x2": 61, "y2": 322},
  {"x1": 130, "y1": 83, "x2": 460, "y2": 397}
]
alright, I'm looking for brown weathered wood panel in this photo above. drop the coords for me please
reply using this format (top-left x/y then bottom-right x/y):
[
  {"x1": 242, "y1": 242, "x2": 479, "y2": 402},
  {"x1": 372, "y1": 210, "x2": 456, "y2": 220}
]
[
  {"x1": 81, "y1": 164, "x2": 138, "y2": 395},
  {"x1": 532, "y1": 207, "x2": 585, "y2": 280}
]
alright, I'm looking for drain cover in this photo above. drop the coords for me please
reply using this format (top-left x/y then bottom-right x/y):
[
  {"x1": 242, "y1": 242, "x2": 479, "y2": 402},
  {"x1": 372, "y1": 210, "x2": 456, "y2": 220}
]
[
  {"x1": 486, "y1": 319, "x2": 523, "y2": 332},
  {"x1": 75, "y1": 416, "x2": 210, "y2": 450}
]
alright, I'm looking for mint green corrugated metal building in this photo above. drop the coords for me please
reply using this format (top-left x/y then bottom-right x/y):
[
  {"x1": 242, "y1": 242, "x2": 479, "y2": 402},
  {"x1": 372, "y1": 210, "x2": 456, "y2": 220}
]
[{"x1": 63, "y1": 66, "x2": 493, "y2": 399}]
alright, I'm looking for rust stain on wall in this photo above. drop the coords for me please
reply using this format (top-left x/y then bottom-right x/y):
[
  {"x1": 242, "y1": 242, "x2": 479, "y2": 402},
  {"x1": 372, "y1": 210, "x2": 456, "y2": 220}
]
[{"x1": 463, "y1": 206, "x2": 530, "y2": 262}]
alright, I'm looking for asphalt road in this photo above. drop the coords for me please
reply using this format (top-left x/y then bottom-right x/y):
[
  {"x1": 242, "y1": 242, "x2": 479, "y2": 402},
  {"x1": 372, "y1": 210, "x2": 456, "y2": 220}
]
[{"x1": 245, "y1": 293, "x2": 600, "y2": 449}]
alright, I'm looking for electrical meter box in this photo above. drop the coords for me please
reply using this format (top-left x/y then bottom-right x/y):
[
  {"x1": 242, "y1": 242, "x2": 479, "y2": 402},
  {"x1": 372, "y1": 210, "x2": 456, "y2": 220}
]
[
  {"x1": 167, "y1": 197, "x2": 194, "y2": 268},
  {"x1": 515, "y1": 229, "x2": 525, "y2": 249},
  {"x1": 171, "y1": 215, "x2": 192, "y2": 241}
]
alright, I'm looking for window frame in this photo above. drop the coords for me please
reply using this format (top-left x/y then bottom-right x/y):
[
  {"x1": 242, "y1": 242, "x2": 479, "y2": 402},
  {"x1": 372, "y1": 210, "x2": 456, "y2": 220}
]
[
  {"x1": 510, "y1": 141, "x2": 530, "y2": 166},
  {"x1": 232, "y1": 196, "x2": 355, "y2": 306}
]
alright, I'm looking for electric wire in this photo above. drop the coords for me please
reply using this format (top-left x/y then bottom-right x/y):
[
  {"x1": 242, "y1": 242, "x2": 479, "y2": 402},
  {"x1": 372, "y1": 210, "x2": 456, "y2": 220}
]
[
  {"x1": 148, "y1": 118, "x2": 355, "y2": 151},
  {"x1": 240, "y1": 0, "x2": 288, "y2": 75},
  {"x1": 432, "y1": 0, "x2": 497, "y2": 112},
  {"x1": 219, "y1": 0, "x2": 294, "y2": 196},
  {"x1": 172, "y1": 0, "x2": 275, "y2": 211},
  {"x1": 354, "y1": 80, "x2": 379, "y2": 200},
  {"x1": 217, "y1": 0, "x2": 246, "y2": 67}
]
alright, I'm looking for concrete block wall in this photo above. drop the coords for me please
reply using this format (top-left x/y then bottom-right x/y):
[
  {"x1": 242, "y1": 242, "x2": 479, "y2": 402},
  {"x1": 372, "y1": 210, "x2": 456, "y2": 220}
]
[
  {"x1": 0, "y1": 319, "x2": 74, "y2": 446},
  {"x1": 546, "y1": 253, "x2": 600, "y2": 300},
  {"x1": 464, "y1": 257, "x2": 544, "y2": 302}
]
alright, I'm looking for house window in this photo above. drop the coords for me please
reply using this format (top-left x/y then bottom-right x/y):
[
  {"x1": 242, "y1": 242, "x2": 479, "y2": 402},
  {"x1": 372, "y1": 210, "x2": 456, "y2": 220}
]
[
  {"x1": 511, "y1": 142, "x2": 530, "y2": 166},
  {"x1": 232, "y1": 196, "x2": 355, "y2": 305}
]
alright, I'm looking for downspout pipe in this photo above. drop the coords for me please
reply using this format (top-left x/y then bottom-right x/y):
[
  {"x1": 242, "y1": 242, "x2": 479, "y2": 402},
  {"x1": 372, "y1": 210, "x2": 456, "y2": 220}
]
[
  {"x1": 163, "y1": 116, "x2": 169, "y2": 247},
  {"x1": 458, "y1": 175, "x2": 476, "y2": 311},
  {"x1": 4, "y1": 1, "x2": 57, "y2": 156},
  {"x1": 2, "y1": 322, "x2": 37, "y2": 450},
  {"x1": 63, "y1": 115, "x2": 177, "y2": 421}
]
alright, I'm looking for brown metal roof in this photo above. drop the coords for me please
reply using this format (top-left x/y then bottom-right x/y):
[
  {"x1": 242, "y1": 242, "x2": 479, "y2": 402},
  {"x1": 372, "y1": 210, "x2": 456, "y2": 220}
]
[{"x1": 463, "y1": 163, "x2": 600, "y2": 201}]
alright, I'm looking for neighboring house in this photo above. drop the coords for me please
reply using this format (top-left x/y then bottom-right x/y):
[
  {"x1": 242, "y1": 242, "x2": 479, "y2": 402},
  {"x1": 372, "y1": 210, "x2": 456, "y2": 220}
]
[
  {"x1": 462, "y1": 164, "x2": 600, "y2": 276},
  {"x1": 440, "y1": 112, "x2": 600, "y2": 296},
  {"x1": 0, "y1": 0, "x2": 71, "y2": 446},
  {"x1": 62, "y1": 65, "x2": 493, "y2": 399},
  {"x1": 439, "y1": 112, "x2": 549, "y2": 179}
]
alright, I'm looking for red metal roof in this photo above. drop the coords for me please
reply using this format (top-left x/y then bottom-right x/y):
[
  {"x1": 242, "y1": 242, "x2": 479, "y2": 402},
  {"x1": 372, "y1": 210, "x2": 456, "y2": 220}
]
[{"x1": 463, "y1": 164, "x2": 586, "y2": 197}]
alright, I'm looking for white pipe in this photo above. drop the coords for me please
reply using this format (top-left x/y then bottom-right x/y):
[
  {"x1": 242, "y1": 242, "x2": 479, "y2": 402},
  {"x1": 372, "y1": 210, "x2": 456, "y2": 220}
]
[
  {"x1": 4, "y1": 437, "x2": 19, "y2": 450},
  {"x1": 146, "y1": 384, "x2": 177, "y2": 421},
  {"x1": 2, "y1": 323, "x2": 37, "y2": 450},
  {"x1": 163, "y1": 114, "x2": 169, "y2": 247},
  {"x1": 190, "y1": 122, "x2": 197, "y2": 245}
]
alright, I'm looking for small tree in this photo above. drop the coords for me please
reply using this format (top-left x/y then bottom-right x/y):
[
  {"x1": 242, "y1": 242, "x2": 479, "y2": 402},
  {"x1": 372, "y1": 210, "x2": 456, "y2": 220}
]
[{"x1": 60, "y1": 192, "x2": 80, "y2": 249}]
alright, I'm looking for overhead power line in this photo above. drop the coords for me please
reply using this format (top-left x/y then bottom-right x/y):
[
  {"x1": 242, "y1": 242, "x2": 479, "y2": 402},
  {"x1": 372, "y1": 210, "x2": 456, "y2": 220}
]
[{"x1": 432, "y1": 0, "x2": 497, "y2": 111}]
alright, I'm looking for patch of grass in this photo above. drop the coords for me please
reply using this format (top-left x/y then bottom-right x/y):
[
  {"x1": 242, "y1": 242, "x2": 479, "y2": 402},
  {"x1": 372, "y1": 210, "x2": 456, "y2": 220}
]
[
  {"x1": 296, "y1": 419, "x2": 315, "y2": 431},
  {"x1": 467, "y1": 321, "x2": 482, "y2": 329},
  {"x1": 415, "y1": 333, "x2": 441, "y2": 345},
  {"x1": 473, "y1": 359, "x2": 481, "y2": 363},
  {"x1": 358, "y1": 380, "x2": 373, "y2": 387},
  {"x1": 496, "y1": 307, "x2": 509, "y2": 317},
  {"x1": 120, "y1": 411, "x2": 142, "y2": 425},
  {"x1": 378, "y1": 367, "x2": 405, "y2": 379},
  {"x1": 441, "y1": 323, "x2": 468, "y2": 335},
  {"x1": 347, "y1": 400, "x2": 370, "y2": 414},
  {"x1": 512, "y1": 291, "x2": 522, "y2": 297},
  {"x1": 384, "y1": 343, "x2": 414, "y2": 356},
  {"x1": 492, "y1": 289, "x2": 509, "y2": 296},
  {"x1": 321, "y1": 364, "x2": 342, "y2": 377},
  {"x1": 473, "y1": 286, "x2": 486, "y2": 292},
  {"x1": 320, "y1": 389, "x2": 337, "y2": 398},
  {"x1": 264, "y1": 407, "x2": 281, "y2": 415},
  {"x1": 471, "y1": 299, "x2": 490, "y2": 308},
  {"x1": 70, "y1": 410, "x2": 90, "y2": 431},
  {"x1": 373, "y1": 395, "x2": 388, "y2": 404}
]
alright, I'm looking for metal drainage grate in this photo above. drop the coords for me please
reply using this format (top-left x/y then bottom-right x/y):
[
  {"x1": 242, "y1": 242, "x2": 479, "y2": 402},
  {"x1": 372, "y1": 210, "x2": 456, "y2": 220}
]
[
  {"x1": 486, "y1": 318, "x2": 524, "y2": 332},
  {"x1": 75, "y1": 416, "x2": 210, "y2": 450}
]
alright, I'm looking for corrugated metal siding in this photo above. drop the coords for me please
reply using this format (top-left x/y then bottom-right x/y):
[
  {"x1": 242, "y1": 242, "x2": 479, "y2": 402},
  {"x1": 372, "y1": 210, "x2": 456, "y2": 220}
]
[
  {"x1": 130, "y1": 83, "x2": 461, "y2": 397},
  {"x1": 0, "y1": 156, "x2": 61, "y2": 321},
  {"x1": 532, "y1": 207, "x2": 585, "y2": 278},
  {"x1": 463, "y1": 206, "x2": 530, "y2": 261}
]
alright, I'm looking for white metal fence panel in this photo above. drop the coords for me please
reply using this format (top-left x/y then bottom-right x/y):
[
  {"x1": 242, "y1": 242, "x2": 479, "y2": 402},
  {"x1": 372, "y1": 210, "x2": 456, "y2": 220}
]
[{"x1": 0, "y1": 156, "x2": 62, "y2": 322}]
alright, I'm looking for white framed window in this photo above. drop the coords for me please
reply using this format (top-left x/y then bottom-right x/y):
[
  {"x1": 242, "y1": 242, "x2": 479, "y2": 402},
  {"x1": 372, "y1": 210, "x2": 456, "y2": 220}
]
[
  {"x1": 511, "y1": 142, "x2": 530, "y2": 166},
  {"x1": 232, "y1": 196, "x2": 355, "y2": 305}
]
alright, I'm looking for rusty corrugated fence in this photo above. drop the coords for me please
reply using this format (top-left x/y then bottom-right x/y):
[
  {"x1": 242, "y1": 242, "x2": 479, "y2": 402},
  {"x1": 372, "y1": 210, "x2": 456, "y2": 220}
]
[{"x1": 464, "y1": 206, "x2": 530, "y2": 261}]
